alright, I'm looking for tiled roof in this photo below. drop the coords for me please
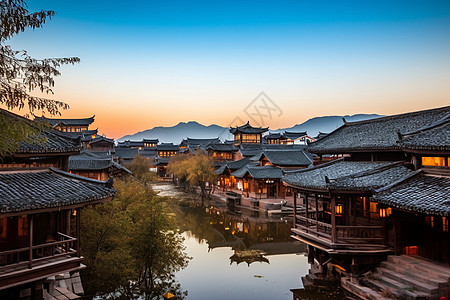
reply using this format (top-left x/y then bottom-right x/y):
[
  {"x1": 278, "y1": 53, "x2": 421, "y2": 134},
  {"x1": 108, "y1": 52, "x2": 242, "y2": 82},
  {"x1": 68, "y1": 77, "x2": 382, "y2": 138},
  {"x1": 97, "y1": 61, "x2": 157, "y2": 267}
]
[
  {"x1": 90, "y1": 136, "x2": 114, "y2": 144},
  {"x1": 307, "y1": 106, "x2": 450, "y2": 154},
  {"x1": 399, "y1": 115, "x2": 450, "y2": 151},
  {"x1": 232, "y1": 165, "x2": 283, "y2": 179},
  {"x1": 143, "y1": 139, "x2": 159, "y2": 143},
  {"x1": 252, "y1": 150, "x2": 313, "y2": 167},
  {"x1": 180, "y1": 138, "x2": 220, "y2": 147},
  {"x1": 18, "y1": 130, "x2": 81, "y2": 154},
  {"x1": 214, "y1": 157, "x2": 254, "y2": 175},
  {"x1": 59, "y1": 129, "x2": 98, "y2": 141},
  {"x1": 156, "y1": 143, "x2": 180, "y2": 151},
  {"x1": 265, "y1": 132, "x2": 286, "y2": 140},
  {"x1": 230, "y1": 122, "x2": 269, "y2": 134},
  {"x1": 284, "y1": 131, "x2": 307, "y2": 140},
  {"x1": 138, "y1": 148, "x2": 157, "y2": 158},
  {"x1": 0, "y1": 168, "x2": 115, "y2": 215},
  {"x1": 114, "y1": 148, "x2": 139, "y2": 160},
  {"x1": 69, "y1": 152, "x2": 131, "y2": 173},
  {"x1": 35, "y1": 115, "x2": 95, "y2": 127},
  {"x1": 153, "y1": 157, "x2": 170, "y2": 166},
  {"x1": 329, "y1": 162, "x2": 415, "y2": 191},
  {"x1": 207, "y1": 143, "x2": 238, "y2": 152},
  {"x1": 283, "y1": 159, "x2": 392, "y2": 190},
  {"x1": 314, "y1": 132, "x2": 329, "y2": 140},
  {"x1": 373, "y1": 172, "x2": 450, "y2": 216}
]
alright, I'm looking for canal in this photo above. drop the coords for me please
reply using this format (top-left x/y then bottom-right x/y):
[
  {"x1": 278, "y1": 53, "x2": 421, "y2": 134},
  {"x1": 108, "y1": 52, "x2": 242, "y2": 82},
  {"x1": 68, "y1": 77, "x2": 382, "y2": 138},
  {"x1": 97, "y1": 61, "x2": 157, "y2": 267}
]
[{"x1": 153, "y1": 183, "x2": 311, "y2": 300}]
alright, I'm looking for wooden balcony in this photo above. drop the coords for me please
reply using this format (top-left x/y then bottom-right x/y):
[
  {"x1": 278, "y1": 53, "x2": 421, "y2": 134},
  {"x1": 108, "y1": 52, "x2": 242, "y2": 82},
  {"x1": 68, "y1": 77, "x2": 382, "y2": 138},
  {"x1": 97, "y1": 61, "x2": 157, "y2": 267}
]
[
  {"x1": 292, "y1": 215, "x2": 392, "y2": 254},
  {"x1": 0, "y1": 232, "x2": 84, "y2": 290}
]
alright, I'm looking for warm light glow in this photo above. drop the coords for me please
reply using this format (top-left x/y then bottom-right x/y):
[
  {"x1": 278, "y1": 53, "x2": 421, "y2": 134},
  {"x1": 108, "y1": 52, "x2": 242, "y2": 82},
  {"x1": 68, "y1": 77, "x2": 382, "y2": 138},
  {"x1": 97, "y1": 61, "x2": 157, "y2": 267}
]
[
  {"x1": 379, "y1": 208, "x2": 386, "y2": 218},
  {"x1": 91, "y1": 134, "x2": 96, "y2": 139},
  {"x1": 72, "y1": 209, "x2": 77, "y2": 216},
  {"x1": 336, "y1": 204, "x2": 343, "y2": 215},
  {"x1": 421, "y1": 157, "x2": 447, "y2": 167}
]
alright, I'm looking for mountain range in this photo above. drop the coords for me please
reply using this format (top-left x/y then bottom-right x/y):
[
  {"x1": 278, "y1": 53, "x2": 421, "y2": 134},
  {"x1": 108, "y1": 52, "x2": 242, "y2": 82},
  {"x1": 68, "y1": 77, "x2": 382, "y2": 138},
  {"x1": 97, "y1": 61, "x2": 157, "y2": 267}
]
[{"x1": 118, "y1": 114, "x2": 383, "y2": 144}]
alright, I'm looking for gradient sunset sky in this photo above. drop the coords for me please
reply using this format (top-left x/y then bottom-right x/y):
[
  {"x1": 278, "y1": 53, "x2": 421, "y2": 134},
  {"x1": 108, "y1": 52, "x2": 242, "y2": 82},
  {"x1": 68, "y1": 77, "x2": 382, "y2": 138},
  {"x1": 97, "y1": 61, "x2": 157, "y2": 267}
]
[{"x1": 7, "y1": 0, "x2": 450, "y2": 139}]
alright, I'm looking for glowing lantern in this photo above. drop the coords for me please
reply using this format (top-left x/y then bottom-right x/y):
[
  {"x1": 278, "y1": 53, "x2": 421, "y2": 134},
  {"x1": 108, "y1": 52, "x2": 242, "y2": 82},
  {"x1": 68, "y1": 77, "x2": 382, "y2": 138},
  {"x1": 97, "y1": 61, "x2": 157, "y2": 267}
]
[
  {"x1": 379, "y1": 208, "x2": 386, "y2": 218},
  {"x1": 336, "y1": 204, "x2": 343, "y2": 216}
]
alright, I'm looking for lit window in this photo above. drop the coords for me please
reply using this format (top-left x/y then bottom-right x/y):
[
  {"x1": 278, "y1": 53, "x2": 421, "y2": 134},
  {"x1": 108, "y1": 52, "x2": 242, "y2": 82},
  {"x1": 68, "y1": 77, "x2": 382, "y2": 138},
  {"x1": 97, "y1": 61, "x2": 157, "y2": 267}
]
[
  {"x1": 443, "y1": 217, "x2": 448, "y2": 232},
  {"x1": 425, "y1": 216, "x2": 434, "y2": 228},
  {"x1": 422, "y1": 157, "x2": 447, "y2": 167}
]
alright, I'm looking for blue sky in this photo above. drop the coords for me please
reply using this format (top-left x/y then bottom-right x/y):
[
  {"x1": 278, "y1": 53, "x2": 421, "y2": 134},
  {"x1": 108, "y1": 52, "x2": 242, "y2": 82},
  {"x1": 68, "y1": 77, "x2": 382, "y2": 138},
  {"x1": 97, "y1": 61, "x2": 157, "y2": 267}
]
[{"x1": 8, "y1": 0, "x2": 450, "y2": 138}]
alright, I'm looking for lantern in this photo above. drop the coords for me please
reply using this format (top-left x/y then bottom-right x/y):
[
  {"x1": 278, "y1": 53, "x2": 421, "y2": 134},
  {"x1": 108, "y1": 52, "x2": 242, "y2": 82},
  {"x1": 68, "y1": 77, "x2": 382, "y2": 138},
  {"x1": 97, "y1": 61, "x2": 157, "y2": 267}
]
[
  {"x1": 379, "y1": 208, "x2": 386, "y2": 218},
  {"x1": 336, "y1": 204, "x2": 343, "y2": 216}
]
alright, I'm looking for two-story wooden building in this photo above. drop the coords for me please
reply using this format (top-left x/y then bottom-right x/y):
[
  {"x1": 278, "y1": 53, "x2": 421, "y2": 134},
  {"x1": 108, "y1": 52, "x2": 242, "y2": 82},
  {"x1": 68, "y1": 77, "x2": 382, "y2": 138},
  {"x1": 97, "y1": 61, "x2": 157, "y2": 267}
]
[
  {"x1": 285, "y1": 106, "x2": 450, "y2": 299},
  {"x1": 230, "y1": 122, "x2": 268, "y2": 146}
]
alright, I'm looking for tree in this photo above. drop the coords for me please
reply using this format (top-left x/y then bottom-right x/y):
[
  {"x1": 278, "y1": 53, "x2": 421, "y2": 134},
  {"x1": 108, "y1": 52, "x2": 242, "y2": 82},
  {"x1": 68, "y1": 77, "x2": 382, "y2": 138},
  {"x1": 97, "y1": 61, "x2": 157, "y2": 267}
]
[
  {"x1": 128, "y1": 155, "x2": 159, "y2": 183},
  {"x1": 80, "y1": 178, "x2": 190, "y2": 299},
  {"x1": 0, "y1": 0, "x2": 79, "y2": 116}
]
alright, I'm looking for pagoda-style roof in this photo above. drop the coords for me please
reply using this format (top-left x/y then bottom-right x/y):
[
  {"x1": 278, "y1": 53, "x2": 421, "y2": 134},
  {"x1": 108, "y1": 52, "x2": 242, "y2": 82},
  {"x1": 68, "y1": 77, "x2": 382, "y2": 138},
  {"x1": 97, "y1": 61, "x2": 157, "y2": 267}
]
[
  {"x1": 156, "y1": 143, "x2": 180, "y2": 151},
  {"x1": 307, "y1": 106, "x2": 450, "y2": 154},
  {"x1": 90, "y1": 136, "x2": 115, "y2": 145},
  {"x1": 69, "y1": 152, "x2": 130, "y2": 174},
  {"x1": 373, "y1": 171, "x2": 450, "y2": 216},
  {"x1": 265, "y1": 132, "x2": 286, "y2": 140},
  {"x1": 0, "y1": 168, "x2": 115, "y2": 216},
  {"x1": 229, "y1": 122, "x2": 269, "y2": 135},
  {"x1": 314, "y1": 132, "x2": 329, "y2": 140},
  {"x1": 398, "y1": 114, "x2": 450, "y2": 152},
  {"x1": 284, "y1": 131, "x2": 308, "y2": 140},
  {"x1": 153, "y1": 157, "x2": 170, "y2": 166},
  {"x1": 232, "y1": 165, "x2": 283, "y2": 179},
  {"x1": 283, "y1": 159, "x2": 396, "y2": 191},
  {"x1": 206, "y1": 143, "x2": 238, "y2": 152},
  {"x1": 35, "y1": 115, "x2": 95, "y2": 127},
  {"x1": 251, "y1": 150, "x2": 313, "y2": 167},
  {"x1": 59, "y1": 129, "x2": 98, "y2": 140},
  {"x1": 214, "y1": 157, "x2": 254, "y2": 175},
  {"x1": 238, "y1": 144, "x2": 263, "y2": 157},
  {"x1": 143, "y1": 138, "x2": 159, "y2": 144}
]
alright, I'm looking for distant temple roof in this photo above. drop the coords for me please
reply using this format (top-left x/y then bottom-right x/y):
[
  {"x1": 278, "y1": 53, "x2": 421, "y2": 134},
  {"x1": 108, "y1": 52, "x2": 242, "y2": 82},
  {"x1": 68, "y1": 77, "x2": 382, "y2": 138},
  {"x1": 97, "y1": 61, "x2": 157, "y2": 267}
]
[
  {"x1": 230, "y1": 122, "x2": 269, "y2": 135},
  {"x1": 35, "y1": 115, "x2": 95, "y2": 127},
  {"x1": 0, "y1": 168, "x2": 115, "y2": 216},
  {"x1": 373, "y1": 171, "x2": 450, "y2": 216},
  {"x1": 90, "y1": 136, "x2": 115, "y2": 144},
  {"x1": 69, "y1": 152, "x2": 130, "y2": 174},
  {"x1": 156, "y1": 143, "x2": 180, "y2": 151},
  {"x1": 307, "y1": 106, "x2": 450, "y2": 154},
  {"x1": 284, "y1": 131, "x2": 308, "y2": 140},
  {"x1": 180, "y1": 137, "x2": 220, "y2": 148},
  {"x1": 114, "y1": 148, "x2": 139, "y2": 160}
]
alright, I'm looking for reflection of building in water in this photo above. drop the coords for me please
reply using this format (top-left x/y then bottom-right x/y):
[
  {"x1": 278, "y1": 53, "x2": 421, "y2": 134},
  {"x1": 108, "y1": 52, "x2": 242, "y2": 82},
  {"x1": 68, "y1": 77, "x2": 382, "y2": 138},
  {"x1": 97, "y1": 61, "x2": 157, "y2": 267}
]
[{"x1": 200, "y1": 205, "x2": 306, "y2": 265}]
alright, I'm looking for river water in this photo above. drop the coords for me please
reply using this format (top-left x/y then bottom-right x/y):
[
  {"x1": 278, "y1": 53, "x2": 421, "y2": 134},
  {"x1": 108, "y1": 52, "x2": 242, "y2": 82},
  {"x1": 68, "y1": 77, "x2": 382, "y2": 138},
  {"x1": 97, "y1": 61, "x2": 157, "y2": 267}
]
[{"x1": 153, "y1": 183, "x2": 311, "y2": 300}]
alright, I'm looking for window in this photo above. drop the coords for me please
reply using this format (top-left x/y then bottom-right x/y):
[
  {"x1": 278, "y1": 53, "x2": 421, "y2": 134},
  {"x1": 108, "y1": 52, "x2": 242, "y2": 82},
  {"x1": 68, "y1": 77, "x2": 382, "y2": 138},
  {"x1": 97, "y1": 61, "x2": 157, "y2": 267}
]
[
  {"x1": 443, "y1": 217, "x2": 448, "y2": 232},
  {"x1": 422, "y1": 157, "x2": 447, "y2": 167},
  {"x1": 18, "y1": 215, "x2": 28, "y2": 236},
  {"x1": 425, "y1": 216, "x2": 434, "y2": 228}
]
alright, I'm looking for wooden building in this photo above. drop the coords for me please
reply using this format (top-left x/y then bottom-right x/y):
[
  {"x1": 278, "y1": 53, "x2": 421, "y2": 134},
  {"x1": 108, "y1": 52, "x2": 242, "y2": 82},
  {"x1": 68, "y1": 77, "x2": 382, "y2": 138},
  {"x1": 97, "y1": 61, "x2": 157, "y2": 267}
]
[
  {"x1": 206, "y1": 143, "x2": 238, "y2": 161},
  {"x1": 116, "y1": 139, "x2": 159, "y2": 149},
  {"x1": 88, "y1": 136, "x2": 114, "y2": 152},
  {"x1": 156, "y1": 143, "x2": 180, "y2": 158},
  {"x1": 0, "y1": 110, "x2": 116, "y2": 299},
  {"x1": 285, "y1": 106, "x2": 450, "y2": 299},
  {"x1": 69, "y1": 151, "x2": 131, "y2": 180},
  {"x1": 34, "y1": 116, "x2": 95, "y2": 133},
  {"x1": 230, "y1": 122, "x2": 268, "y2": 146}
]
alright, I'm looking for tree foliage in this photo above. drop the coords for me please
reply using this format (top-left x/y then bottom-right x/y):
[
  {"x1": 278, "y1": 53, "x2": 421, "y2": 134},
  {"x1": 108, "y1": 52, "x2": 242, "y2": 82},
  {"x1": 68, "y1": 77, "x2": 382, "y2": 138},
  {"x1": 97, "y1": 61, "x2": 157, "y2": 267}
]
[
  {"x1": 0, "y1": 0, "x2": 79, "y2": 115},
  {"x1": 168, "y1": 154, "x2": 216, "y2": 199},
  {"x1": 80, "y1": 178, "x2": 190, "y2": 300}
]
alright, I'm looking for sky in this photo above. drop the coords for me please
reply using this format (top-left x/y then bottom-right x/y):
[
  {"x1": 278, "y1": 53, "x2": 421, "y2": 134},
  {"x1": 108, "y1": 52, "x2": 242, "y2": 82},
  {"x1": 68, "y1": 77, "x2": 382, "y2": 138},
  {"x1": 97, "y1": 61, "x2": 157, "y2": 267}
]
[{"x1": 6, "y1": 0, "x2": 450, "y2": 139}]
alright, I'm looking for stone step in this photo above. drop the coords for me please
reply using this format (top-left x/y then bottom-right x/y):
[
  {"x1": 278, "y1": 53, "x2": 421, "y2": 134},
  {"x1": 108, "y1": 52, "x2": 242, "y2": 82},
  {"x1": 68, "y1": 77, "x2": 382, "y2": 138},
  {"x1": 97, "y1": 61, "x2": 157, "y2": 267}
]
[
  {"x1": 388, "y1": 256, "x2": 450, "y2": 280},
  {"x1": 372, "y1": 274, "x2": 430, "y2": 300},
  {"x1": 341, "y1": 277, "x2": 392, "y2": 300},
  {"x1": 376, "y1": 267, "x2": 439, "y2": 295},
  {"x1": 360, "y1": 277, "x2": 402, "y2": 298},
  {"x1": 402, "y1": 255, "x2": 450, "y2": 277},
  {"x1": 380, "y1": 261, "x2": 449, "y2": 288}
]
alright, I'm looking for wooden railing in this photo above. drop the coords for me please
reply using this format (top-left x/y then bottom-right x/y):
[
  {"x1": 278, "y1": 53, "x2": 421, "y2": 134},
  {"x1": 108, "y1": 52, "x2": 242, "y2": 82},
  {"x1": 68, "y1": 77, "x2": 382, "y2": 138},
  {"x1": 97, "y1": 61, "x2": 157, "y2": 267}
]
[
  {"x1": 0, "y1": 232, "x2": 77, "y2": 271},
  {"x1": 295, "y1": 215, "x2": 384, "y2": 245}
]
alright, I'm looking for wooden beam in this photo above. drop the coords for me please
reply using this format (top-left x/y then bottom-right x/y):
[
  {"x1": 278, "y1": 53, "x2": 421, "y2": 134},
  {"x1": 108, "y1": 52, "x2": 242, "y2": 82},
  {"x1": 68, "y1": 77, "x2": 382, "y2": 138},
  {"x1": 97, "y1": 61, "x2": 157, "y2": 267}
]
[
  {"x1": 28, "y1": 216, "x2": 34, "y2": 269},
  {"x1": 305, "y1": 193, "x2": 309, "y2": 232},
  {"x1": 293, "y1": 191, "x2": 297, "y2": 227},
  {"x1": 315, "y1": 194, "x2": 319, "y2": 237},
  {"x1": 76, "y1": 208, "x2": 81, "y2": 256}
]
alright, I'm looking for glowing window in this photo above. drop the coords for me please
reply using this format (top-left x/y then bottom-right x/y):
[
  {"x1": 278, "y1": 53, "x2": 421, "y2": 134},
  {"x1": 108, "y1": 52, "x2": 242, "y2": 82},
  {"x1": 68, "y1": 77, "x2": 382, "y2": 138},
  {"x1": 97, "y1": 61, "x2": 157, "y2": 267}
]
[
  {"x1": 443, "y1": 217, "x2": 448, "y2": 232},
  {"x1": 425, "y1": 216, "x2": 434, "y2": 228},
  {"x1": 422, "y1": 157, "x2": 446, "y2": 167}
]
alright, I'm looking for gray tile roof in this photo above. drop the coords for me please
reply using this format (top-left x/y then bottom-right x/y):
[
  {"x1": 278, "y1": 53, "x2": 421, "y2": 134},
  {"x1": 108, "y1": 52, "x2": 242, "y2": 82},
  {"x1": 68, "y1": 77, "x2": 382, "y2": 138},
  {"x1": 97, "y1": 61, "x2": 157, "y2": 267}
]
[
  {"x1": 283, "y1": 159, "x2": 392, "y2": 190},
  {"x1": 90, "y1": 136, "x2": 114, "y2": 144},
  {"x1": 284, "y1": 131, "x2": 308, "y2": 140},
  {"x1": 251, "y1": 150, "x2": 313, "y2": 167},
  {"x1": 232, "y1": 165, "x2": 283, "y2": 179},
  {"x1": 207, "y1": 143, "x2": 238, "y2": 152},
  {"x1": 114, "y1": 148, "x2": 139, "y2": 160},
  {"x1": 307, "y1": 106, "x2": 450, "y2": 154},
  {"x1": 0, "y1": 168, "x2": 115, "y2": 215},
  {"x1": 69, "y1": 152, "x2": 131, "y2": 174},
  {"x1": 156, "y1": 143, "x2": 180, "y2": 151},
  {"x1": 180, "y1": 138, "x2": 220, "y2": 147},
  {"x1": 35, "y1": 115, "x2": 95, "y2": 127},
  {"x1": 18, "y1": 130, "x2": 81, "y2": 154},
  {"x1": 373, "y1": 172, "x2": 450, "y2": 216},
  {"x1": 230, "y1": 122, "x2": 269, "y2": 134},
  {"x1": 329, "y1": 162, "x2": 415, "y2": 191},
  {"x1": 399, "y1": 115, "x2": 450, "y2": 151},
  {"x1": 265, "y1": 132, "x2": 285, "y2": 140}
]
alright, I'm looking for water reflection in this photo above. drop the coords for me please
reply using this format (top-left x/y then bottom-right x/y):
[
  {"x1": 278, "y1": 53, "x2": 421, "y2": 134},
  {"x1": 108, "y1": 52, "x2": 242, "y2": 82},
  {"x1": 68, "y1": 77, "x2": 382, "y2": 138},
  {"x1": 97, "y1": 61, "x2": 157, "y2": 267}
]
[{"x1": 175, "y1": 198, "x2": 310, "y2": 300}]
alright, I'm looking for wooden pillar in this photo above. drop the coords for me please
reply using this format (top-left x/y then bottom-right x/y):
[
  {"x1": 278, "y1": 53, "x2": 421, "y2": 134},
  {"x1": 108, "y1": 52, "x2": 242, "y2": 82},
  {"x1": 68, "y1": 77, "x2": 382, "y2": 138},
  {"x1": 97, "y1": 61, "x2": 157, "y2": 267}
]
[
  {"x1": 76, "y1": 208, "x2": 81, "y2": 256},
  {"x1": 305, "y1": 193, "x2": 309, "y2": 232},
  {"x1": 293, "y1": 190, "x2": 297, "y2": 227},
  {"x1": 331, "y1": 196, "x2": 337, "y2": 244},
  {"x1": 315, "y1": 194, "x2": 319, "y2": 237},
  {"x1": 66, "y1": 210, "x2": 71, "y2": 235},
  {"x1": 28, "y1": 215, "x2": 34, "y2": 269},
  {"x1": 275, "y1": 180, "x2": 279, "y2": 199}
]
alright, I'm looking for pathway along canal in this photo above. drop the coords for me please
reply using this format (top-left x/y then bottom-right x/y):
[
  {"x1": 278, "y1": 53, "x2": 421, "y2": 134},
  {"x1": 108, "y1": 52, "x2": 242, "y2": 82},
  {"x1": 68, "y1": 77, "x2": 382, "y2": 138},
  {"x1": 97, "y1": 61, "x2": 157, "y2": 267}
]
[{"x1": 153, "y1": 183, "x2": 346, "y2": 300}]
